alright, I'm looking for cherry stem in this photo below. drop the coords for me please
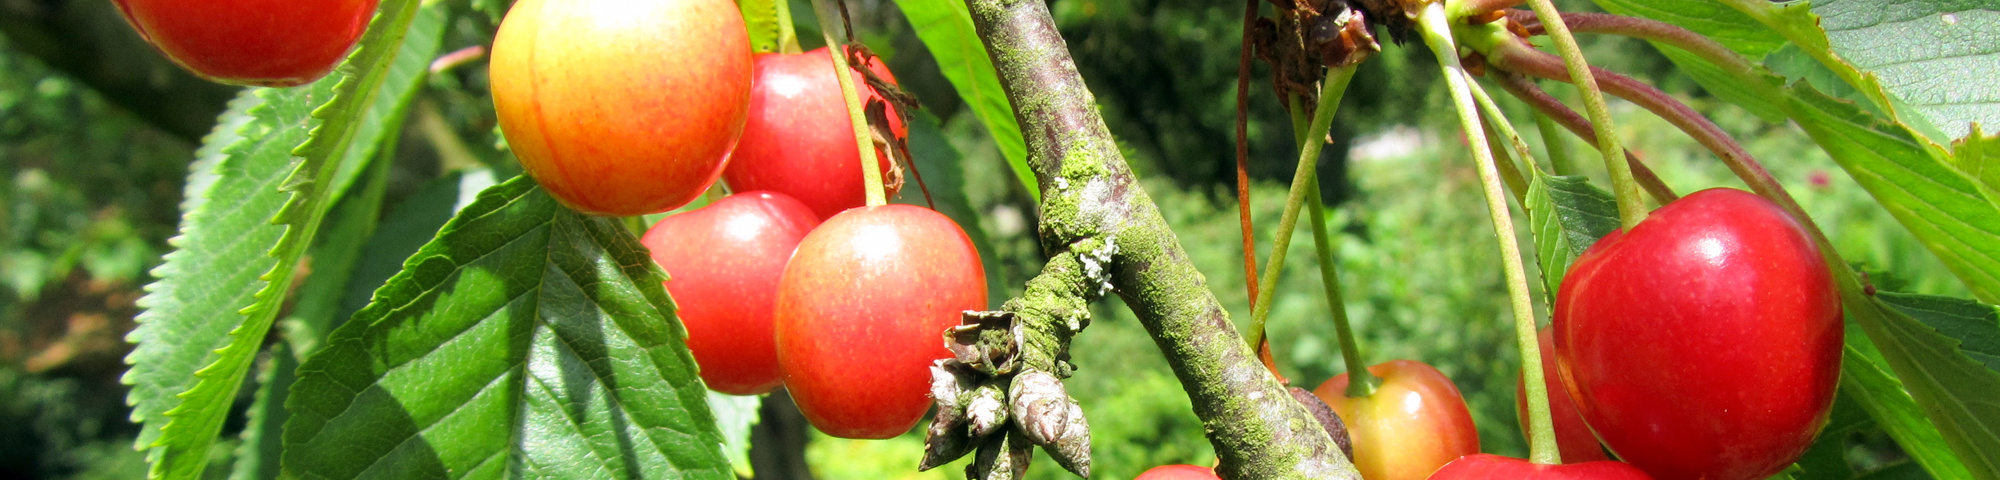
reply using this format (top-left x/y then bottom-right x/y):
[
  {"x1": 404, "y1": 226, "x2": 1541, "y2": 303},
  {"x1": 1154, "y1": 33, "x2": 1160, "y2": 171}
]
[
  {"x1": 1464, "y1": 75, "x2": 1538, "y2": 199},
  {"x1": 1417, "y1": 6, "x2": 1559, "y2": 465},
  {"x1": 1506, "y1": 10, "x2": 1754, "y2": 77},
  {"x1": 806, "y1": 0, "x2": 886, "y2": 207},
  {"x1": 1533, "y1": 112, "x2": 1578, "y2": 175},
  {"x1": 1305, "y1": 177, "x2": 1376, "y2": 397},
  {"x1": 1493, "y1": 43, "x2": 1766, "y2": 203},
  {"x1": 1235, "y1": 0, "x2": 1261, "y2": 322},
  {"x1": 1490, "y1": 70, "x2": 1680, "y2": 204},
  {"x1": 1511, "y1": 0, "x2": 1644, "y2": 230},
  {"x1": 1242, "y1": 65, "x2": 1357, "y2": 356}
]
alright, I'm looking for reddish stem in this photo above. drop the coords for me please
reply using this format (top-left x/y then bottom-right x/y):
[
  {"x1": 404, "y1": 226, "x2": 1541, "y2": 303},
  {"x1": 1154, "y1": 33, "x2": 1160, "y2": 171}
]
[
  {"x1": 1490, "y1": 40, "x2": 1772, "y2": 202},
  {"x1": 1506, "y1": 10, "x2": 1756, "y2": 75},
  {"x1": 1236, "y1": 0, "x2": 1262, "y2": 310},
  {"x1": 1491, "y1": 70, "x2": 1680, "y2": 204}
]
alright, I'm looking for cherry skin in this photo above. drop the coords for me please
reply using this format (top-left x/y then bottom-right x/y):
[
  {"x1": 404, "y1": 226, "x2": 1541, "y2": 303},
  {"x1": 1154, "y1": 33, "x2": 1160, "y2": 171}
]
[
  {"x1": 641, "y1": 192, "x2": 818, "y2": 395},
  {"x1": 774, "y1": 205, "x2": 986, "y2": 438},
  {"x1": 723, "y1": 47, "x2": 907, "y2": 220},
  {"x1": 1313, "y1": 359, "x2": 1481, "y2": 480},
  {"x1": 1516, "y1": 327, "x2": 1608, "y2": 463},
  {"x1": 1554, "y1": 188, "x2": 1841, "y2": 480},
  {"x1": 1134, "y1": 464, "x2": 1222, "y2": 480},
  {"x1": 489, "y1": 0, "x2": 752, "y2": 216},
  {"x1": 112, "y1": 0, "x2": 376, "y2": 86},
  {"x1": 1428, "y1": 454, "x2": 1654, "y2": 480}
]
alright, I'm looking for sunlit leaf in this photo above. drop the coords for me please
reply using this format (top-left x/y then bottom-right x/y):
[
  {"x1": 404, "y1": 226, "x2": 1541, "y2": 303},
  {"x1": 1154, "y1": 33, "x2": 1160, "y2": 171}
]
[
  {"x1": 282, "y1": 176, "x2": 732, "y2": 480},
  {"x1": 891, "y1": 0, "x2": 1038, "y2": 202}
]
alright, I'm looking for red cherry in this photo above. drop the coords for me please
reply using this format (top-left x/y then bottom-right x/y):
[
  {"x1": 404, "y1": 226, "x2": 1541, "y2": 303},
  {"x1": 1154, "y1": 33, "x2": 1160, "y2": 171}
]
[
  {"x1": 641, "y1": 192, "x2": 818, "y2": 395},
  {"x1": 724, "y1": 47, "x2": 907, "y2": 220},
  {"x1": 1428, "y1": 454, "x2": 1654, "y2": 480},
  {"x1": 1134, "y1": 464, "x2": 1222, "y2": 480},
  {"x1": 112, "y1": 0, "x2": 376, "y2": 86},
  {"x1": 1313, "y1": 360, "x2": 1480, "y2": 480},
  {"x1": 774, "y1": 205, "x2": 986, "y2": 438},
  {"x1": 1554, "y1": 188, "x2": 1841, "y2": 480},
  {"x1": 1516, "y1": 327, "x2": 1608, "y2": 463},
  {"x1": 490, "y1": 0, "x2": 753, "y2": 216}
]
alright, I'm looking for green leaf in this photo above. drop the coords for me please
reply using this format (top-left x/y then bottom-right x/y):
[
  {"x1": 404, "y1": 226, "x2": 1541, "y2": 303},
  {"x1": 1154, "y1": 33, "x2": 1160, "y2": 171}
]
[
  {"x1": 890, "y1": 0, "x2": 1038, "y2": 202},
  {"x1": 1783, "y1": 86, "x2": 2000, "y2": 306},
  {"x1": 231, "y1": 140, "x2": 399, "y2": 480},
  {"x1": 282, "y1": 176, "x2": 732, "y2": 480},
  {"x1": 1839, "y1": 283, "x2": 2000, "y2": 479},
  {"x1": 1841, "y1": 339, "x2": 1976, "y2": 480},
  {"x1": 1877, "y1": 292, "x2": 2000, "y2": 373},
  {"x1": 1809, "y1": 0, "x2": 2000, "y2": 140},
  {"x1": 1953, "y1": 126, "x2": 2000, "y2": 198},
  {"x1": 1523, "y1": 171, "x2": 1620, "y2": 300},
  {"x1": 737, "y1": 0, "x2": 787, "y2": 54},
  {"x1": 707, "y1": 392, "x2": 762, "y2": 478},
  {"x1": 125, "y1": 0, "x2": 444, "y2": 478}
]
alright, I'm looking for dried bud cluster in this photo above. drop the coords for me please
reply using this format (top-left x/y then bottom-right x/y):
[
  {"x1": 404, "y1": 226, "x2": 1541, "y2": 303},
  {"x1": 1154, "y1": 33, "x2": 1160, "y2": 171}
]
[{"x1": 923, "y1": 311, "x2": 1093, "y2": 479}]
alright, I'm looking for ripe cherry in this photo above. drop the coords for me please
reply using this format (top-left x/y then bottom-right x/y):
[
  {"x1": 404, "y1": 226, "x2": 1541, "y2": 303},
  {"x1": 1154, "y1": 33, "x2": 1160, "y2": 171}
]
[
  {"x1": 1134, "y1": 464, "x2": 1222, "y2": 480},
  {"x1": 774, "y1": 205, "x2": 986, "y2": 438},
  {"x1": 490, "y1": 0, "x2": 752, "y2": 216},
  {"x1": 1554, "y1": 188, "x2": 1840, "y2": 480},
  {"x1": 641, "y1": 192, "x2": 818, "y2": 395},
  {"x1": 112, "y1": 0, "x2": 376, "y2": 86},
  {"x1": 1313, "y1": 360, "x2": 1480, "y2": 480},
  {"x1": 1516, "y1": 327, "x2": 1608, "y2": 463},
  {"x1": 723, "y1": 47, "x2": 907, "y2": 220},
  {"x1": 1428, "y1": 454, "x2": 1654, "y2": 480}
]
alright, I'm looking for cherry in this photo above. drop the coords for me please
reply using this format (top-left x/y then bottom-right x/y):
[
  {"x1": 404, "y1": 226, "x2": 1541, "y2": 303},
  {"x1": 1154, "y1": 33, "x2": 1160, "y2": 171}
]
[
  {"x1": 1554, "y1": 188, "x2": 1840, "y2": 480},
  {"x1": 723, "y1": 47, "x2": 907, "y2": 220},
  {"x1": 774, "y1": 205, "x2": 986, "y2": 438},
  {"x1": 489, "y1": 0, "x2": 752, "y2": 216},
  {"x1": 1134, "y1": 464, "x2": 1222, "y2": 480},
  {"x1": 1313, "y1": 359, "x2": 1480, "y2": 480},
  {"x1": 640, "y1": 192, "x2": 818, "y2": 395},
  {"x1": 111, "y1": 0, "x2": 376, "y2": 86},
  {"x1": 1428, "y1": 454, "x2": 1654, "y2": 480},
  {"x1": 1516, "y1": 327, "x2": 1608, "y2": 463}
]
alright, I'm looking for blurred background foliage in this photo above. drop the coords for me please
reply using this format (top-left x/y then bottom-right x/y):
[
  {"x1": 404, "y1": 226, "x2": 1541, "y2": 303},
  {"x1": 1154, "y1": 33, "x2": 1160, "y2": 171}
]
[{"x1": 0, "y1": 0, "x2": 1962, "y2": 478}]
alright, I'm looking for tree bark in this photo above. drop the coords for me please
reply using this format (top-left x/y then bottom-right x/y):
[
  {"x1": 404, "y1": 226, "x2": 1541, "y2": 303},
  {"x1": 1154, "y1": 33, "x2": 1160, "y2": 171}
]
[{"x1": 963, "y1": 0, "x2": 1358, "y2": 476}]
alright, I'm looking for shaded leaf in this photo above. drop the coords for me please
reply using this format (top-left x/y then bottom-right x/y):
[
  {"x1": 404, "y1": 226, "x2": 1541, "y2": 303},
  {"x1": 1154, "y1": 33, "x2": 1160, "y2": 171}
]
[
  {"x1": 891, "y1": 0, "x2": 1038, "y2": 202},
  {"x1": 1523, "y1": 171, "x2": 1619, "y2": 299},
  {"x1": 1838, "y1": 283, "x2": 2000, "y2": 479},
  {"x1": 127, "y1": 1, "x2": 443, "y2": 477},
  {"x1": 282, "y1": 176, "x2": 731, "y2": 480},
  {"x1": 1842, "y1": 338, "x2": 1976, "y2": 480},
  {"x1": 1877, "y1": 292, "x2": 2000, "y2": 373},
  {"x1": 231, "y1": 137, "x2": 398, "y2": 480}
]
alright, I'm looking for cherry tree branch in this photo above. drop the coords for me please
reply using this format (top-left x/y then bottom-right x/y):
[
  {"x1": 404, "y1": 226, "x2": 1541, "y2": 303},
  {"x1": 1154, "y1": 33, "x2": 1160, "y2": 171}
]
[{"x1": 937, "y1": 0, "x2": 1361, "y2": 476}]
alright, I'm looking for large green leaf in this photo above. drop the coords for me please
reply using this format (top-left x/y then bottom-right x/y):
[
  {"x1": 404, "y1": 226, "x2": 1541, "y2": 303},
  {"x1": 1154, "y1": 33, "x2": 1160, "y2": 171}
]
[
  {"x1": 231, "y1": 141, "x2": 397, "y2": 480},
  {"x1": 1810, "y1": 0, "x2": 2000, "y2": 140},
  {"x1": 890, "y1": 0, "x2": 1038, "y2": 202},
  {"x1": 1523, "y1": 171, "x2": 1620, "y2": 300},
  {"x1": 120, "y1": 0, "x2": 441, "y2": 477},
  {"x1": 282, "y1": 176, "x2": 732, "y2": 480}
]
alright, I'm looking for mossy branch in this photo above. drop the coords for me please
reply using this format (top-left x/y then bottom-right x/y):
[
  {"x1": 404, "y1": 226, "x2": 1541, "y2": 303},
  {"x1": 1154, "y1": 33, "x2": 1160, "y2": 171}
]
[{"x1": 943, "y1": 0, "x2": 1362, "y2": 477}]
